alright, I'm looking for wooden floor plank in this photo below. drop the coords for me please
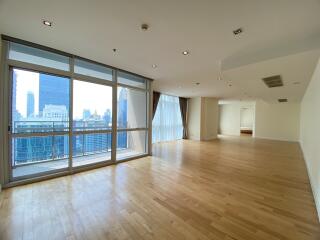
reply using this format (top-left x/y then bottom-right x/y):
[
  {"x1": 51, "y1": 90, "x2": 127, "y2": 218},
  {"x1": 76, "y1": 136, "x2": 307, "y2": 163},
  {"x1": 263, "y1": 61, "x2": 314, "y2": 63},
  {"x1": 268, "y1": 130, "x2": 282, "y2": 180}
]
[{"x1": 0, "y1": 136, "x2": 319, "y2": 240}]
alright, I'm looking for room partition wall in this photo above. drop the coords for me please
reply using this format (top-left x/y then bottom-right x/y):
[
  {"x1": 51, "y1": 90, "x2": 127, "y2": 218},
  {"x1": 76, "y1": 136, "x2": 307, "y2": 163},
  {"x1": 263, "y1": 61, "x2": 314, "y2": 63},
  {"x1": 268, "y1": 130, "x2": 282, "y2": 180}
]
[{"x1": 0, "y1": 37, "x2": 152, "y2": 186}]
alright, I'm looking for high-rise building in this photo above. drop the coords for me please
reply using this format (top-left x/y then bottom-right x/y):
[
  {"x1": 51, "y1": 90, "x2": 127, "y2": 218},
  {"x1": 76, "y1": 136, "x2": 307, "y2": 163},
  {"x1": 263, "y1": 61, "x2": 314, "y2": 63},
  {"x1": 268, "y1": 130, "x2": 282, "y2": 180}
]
[
  {"x1": 83, "y1": 109, "x2": 91, "y2": 120},
  {"x1": 12, "y1": 71, "x2": 17, "y2": 117},
  {"x1": 103, "y1": 109, "x2": 111, "y2": 127},
  {"x1": 12, "y1": 70, "x2": 22, "y2": 122},
  {"x1": 26, "y1": 91, "x2": 35, "y2": 117},
  {"x1": 42, "y1": 105, "x2": 68, "y2": 120},
  {"x1": 117, "y1": 88, "x2": 127, "y2": 148},
  {"x1": 39, "y1": 73, "x2": 69, "y2": 114},
  {"x1": 117, "y1": 88, "x2": 127, "y2": 128}
]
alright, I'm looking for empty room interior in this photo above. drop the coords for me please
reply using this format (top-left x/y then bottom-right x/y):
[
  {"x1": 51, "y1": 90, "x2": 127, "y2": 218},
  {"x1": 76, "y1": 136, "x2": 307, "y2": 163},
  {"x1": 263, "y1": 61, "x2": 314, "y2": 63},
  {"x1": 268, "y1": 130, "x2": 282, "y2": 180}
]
[{"x1": 1, "y1": 1, "x2": 320, "y2": 239}]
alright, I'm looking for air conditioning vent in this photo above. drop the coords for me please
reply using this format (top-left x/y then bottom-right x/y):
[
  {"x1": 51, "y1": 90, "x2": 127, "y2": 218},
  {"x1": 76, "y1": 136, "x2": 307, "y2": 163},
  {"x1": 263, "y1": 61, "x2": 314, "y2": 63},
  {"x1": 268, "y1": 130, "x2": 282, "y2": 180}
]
[
  {"x1": 278, "y1": 98, "x2": 288, "y2": 103},
  {"x1": 262, "y1": 75, "x2": 283, "y2": 88}
]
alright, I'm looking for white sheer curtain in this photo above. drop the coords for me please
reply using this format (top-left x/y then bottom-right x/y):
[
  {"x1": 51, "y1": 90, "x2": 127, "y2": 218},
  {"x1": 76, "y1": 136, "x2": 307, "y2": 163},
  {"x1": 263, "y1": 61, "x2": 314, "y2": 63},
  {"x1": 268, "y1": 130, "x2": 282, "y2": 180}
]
[{"x1": 152, "y1": 94, "x2": 183, "y2": 143}]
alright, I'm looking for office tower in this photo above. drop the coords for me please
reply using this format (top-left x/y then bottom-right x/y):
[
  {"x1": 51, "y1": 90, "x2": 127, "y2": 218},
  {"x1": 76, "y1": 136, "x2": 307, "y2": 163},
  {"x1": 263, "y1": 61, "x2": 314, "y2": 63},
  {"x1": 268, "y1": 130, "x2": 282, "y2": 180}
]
[
  {"x1": 26, "y1": 91, "x2": 35, "y2": 117},
  {"x1": 39, "y1": 73, "x2": 69, "y2": 114}
]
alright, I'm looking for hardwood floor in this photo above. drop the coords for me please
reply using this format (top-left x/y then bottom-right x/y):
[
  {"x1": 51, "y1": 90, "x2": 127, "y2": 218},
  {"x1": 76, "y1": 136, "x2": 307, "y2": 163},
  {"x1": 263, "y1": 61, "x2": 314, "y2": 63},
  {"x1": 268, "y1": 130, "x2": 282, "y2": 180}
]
[{"x1": 0, "y1": 136, "x2": 319, "y2": 240}]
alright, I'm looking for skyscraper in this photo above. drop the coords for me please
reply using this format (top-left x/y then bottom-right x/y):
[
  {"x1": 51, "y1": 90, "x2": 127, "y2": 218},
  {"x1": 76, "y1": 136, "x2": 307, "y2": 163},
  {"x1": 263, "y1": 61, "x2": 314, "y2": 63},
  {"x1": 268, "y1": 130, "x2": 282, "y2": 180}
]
[
  {"x1": 39, "y1": 73, "x2": 69, "y2": 114},
  {"x1": 83, "y1": 109, "x2": 91, "y2": 120},
  {"x1": 117, "y1": 88, "x2": 127, "y2": 128},
  {"x1": 12, "y1": 70, "x2": 22, "y2": 121},
  {"x1": 103, "y1": 109, "x2": 111, "y2": 127},
  {"x1": 26, "y1": 91, "x2": 35, "y2": 117},
  {"x1": 117, "y1": 88, "x2": 127, "y2": 148}
]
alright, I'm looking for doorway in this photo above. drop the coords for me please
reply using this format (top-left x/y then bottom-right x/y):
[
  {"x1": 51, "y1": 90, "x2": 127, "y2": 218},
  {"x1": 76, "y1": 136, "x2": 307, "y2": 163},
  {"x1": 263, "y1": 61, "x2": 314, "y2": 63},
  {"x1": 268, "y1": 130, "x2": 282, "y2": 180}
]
[{"x1": 240, "y1": 107, "x2": 254, "y2": 136}]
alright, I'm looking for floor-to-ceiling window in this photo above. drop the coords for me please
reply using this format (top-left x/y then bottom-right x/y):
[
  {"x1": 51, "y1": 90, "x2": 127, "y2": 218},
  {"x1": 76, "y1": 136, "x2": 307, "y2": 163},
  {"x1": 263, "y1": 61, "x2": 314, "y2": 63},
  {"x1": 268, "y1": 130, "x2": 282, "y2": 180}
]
[
  {"x1": 116, "y1": 72, "x2": 149, "y2": 160},
  {"x1": 152, "y1": 94, "x2": 183, "y2": 143},
  {"x1": 1, "y1": 38, "x2": 152, "y2": 183},
  {"x1": 11, "y1": 68, "x2": 70, "y2": 178},
  {"x1": 72, "y1": 80, "x2": 113, "y2": 167}
]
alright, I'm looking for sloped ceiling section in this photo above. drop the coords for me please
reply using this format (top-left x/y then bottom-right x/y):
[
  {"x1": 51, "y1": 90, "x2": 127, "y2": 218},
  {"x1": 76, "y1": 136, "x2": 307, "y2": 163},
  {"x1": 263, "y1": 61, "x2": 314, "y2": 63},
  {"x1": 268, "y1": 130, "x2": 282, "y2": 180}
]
[
  {"x1": 0, "y1": 0, "x2": 320, "y2": 102},
  {"x1": 223, "y1": 49, "x2": 320, "y2": 103}
]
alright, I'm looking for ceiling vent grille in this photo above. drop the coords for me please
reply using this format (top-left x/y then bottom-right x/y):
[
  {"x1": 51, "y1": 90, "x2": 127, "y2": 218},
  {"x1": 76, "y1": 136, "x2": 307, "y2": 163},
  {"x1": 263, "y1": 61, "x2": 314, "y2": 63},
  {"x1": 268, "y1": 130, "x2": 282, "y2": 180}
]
[
  {"x1": 278, "y1": 98, "x2": 288, "y2": 103},
  {"x1": 262, "y1": 75, "x2": 283, "y2": 88}
]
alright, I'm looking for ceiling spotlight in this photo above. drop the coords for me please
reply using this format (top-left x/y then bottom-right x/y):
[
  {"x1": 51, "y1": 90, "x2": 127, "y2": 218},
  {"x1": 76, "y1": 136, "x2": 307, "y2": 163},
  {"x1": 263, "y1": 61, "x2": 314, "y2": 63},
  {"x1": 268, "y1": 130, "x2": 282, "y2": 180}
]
[
  {"x1": 152, "y1": 64, "x2": 157, "y2": 68},
  {"x1": 141, "y1": 23, "x2": 149, "y2": 31},
  {"x1": 233, "y1": 28, "x2": 242, "y2": 35},
  {"x1": 182, "y1": 50, "x2": 189, "y2": 55},
  {"x1": 195, "y1": 82, "x2": 200, "y2": 85},
  {"x1": 228, "y1": 83, "x2": 232, "y2": 87},
  {"x1": 43, "y1": 20, "x2": 52, "y2": 27},
  {"x1": 113, "y1": 48, "x2": 117, "y2": 53}
]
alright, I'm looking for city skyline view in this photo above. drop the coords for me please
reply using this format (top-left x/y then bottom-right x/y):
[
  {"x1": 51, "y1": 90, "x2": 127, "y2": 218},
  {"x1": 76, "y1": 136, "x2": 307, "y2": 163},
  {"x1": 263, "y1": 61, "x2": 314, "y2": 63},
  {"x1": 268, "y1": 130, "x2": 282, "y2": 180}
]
[
  {"x1": 14, "y1": 69, "x2": 114, "y2": 120},
  {"x1": 12, "y1": 68, "x2": 129, "y2": 167}
]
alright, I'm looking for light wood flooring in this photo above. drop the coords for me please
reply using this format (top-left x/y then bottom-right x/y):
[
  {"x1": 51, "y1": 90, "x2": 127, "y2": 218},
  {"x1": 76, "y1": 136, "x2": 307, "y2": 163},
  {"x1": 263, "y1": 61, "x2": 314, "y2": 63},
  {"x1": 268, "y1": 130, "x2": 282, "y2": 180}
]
[{"x1": 0, "y1": 136, "x2": 319, "y2": 240}]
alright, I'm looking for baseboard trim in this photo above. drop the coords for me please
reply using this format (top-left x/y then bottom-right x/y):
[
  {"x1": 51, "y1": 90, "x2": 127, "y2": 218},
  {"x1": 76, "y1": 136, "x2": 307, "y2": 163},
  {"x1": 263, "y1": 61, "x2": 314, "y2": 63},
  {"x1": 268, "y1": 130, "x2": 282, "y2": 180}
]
[
  {"x1": 254, "y1": 136, "x2": 299, "y2": 142},
  {"x1": 202, "y1": 136, "x2": 218, "y2": 141},
  {"x1": 299, "y1": 141, "x2": 320, "y2": 222}
]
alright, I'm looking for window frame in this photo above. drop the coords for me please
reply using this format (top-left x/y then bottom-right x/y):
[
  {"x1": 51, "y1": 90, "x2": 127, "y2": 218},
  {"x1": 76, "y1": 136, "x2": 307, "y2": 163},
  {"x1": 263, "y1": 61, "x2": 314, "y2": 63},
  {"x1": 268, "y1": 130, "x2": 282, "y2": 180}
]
[
  {"x1": 0, "y1": 36, "x2": 153, "y2": 186},
  {"x1": 8, "y1": 66, "x2": 73, "y2": 181},
  {"x1": 115, "y1": 75, "x2": 150, "y2": 161}
]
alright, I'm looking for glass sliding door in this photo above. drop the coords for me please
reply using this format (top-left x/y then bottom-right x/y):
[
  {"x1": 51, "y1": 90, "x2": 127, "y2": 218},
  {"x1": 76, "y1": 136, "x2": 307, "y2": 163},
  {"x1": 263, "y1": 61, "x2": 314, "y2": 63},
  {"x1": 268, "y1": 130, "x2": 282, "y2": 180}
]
[
  {"x1": 3, "y1": 38, "x2": 151, "y2": 185},
  {"x1": 116, "y1": 73, "x2": 149, "y2": 161},
  {"x1": 117, "y1": 130, "x2": 147, "y2": 160},
  {"x1": 10, "y1": 68, "x2": 70, "y2": 179},
  {"x1": 72, "y1": 80, "x2": 113, "y2": 167}
]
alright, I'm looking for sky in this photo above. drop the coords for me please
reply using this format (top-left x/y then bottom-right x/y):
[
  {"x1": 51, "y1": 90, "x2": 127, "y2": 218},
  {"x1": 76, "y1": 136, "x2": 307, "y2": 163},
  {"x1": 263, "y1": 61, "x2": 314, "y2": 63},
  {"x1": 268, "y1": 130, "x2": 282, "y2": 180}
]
[
  {"x1": 15, "y1": 69, "x2": 39, "y2": 117},
  {"x1": 14, "y1": 69, "x2": 113, "y2": 119},
  {"x1": 73, "y1": 80, "x2": 112, "y2": 119}
]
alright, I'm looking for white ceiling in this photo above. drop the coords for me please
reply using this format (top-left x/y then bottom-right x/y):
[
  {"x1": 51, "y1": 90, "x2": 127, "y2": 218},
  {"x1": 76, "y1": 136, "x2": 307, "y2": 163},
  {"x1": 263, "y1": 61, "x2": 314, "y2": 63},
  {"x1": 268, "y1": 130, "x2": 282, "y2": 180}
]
[{"x1": 1, "y1": 0, "x2": 320, "y2": 102}]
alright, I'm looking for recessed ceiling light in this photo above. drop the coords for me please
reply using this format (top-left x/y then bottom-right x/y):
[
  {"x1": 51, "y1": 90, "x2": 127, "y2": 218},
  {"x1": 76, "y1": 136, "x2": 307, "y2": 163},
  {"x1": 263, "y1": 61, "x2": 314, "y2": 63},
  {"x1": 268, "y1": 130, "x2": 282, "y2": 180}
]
[
  {"x1": 182, "y1": 50, "x2": 189, "y2": 55},
  {"x1": 233, "y1": 28, "x2": 242, "y2": 35},
  {"x1": 141, "y1": 23, "x2": 149, "y2": 31},
  {"x1": 43, "y1": 20, "x2": 52, "y2": 27},
  {"x1": 152, "y1": 64, "x2": 157, "y2": 68}
]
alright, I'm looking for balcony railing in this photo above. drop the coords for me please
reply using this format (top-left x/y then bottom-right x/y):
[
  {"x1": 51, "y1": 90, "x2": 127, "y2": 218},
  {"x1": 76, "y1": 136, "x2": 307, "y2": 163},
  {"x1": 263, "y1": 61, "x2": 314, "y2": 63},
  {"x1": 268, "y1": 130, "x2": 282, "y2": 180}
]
[
  {"x1": 12, "y1": 121, "x2": 127, "y2": 167},
  {"x1": 13, "y1": 120, "x2": 113, "y2": 133}
]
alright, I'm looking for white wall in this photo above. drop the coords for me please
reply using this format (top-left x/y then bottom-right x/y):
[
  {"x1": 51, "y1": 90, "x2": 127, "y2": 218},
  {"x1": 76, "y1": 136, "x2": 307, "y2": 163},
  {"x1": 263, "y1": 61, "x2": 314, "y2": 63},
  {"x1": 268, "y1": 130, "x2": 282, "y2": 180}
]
[
  {"x1": 188, "y1": 97, "x2": 201, "y2": 140},
  {"x1": 255, "y1": 100, "x2": 300, "y2": 141},
  {"x1": 300, "y1": 58, "x2": 320, "y2": 220},
  {"x1": 218, "y1": 102, "x2": 255, "y2": 136},
  {"x1": 219, "y1": 104, "x2": 241, "y2": 136}
]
